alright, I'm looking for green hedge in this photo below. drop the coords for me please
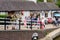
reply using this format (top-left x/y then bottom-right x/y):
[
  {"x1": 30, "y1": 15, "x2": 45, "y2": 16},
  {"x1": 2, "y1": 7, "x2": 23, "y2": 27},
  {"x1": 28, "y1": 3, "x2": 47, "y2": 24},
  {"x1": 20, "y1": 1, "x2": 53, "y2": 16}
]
[
  {"x1": 37, "y1": 0, "x2": 43, "y2": 2},
  {"x1": 0, "y1": 15, "x2": 8, "y2": 18}
]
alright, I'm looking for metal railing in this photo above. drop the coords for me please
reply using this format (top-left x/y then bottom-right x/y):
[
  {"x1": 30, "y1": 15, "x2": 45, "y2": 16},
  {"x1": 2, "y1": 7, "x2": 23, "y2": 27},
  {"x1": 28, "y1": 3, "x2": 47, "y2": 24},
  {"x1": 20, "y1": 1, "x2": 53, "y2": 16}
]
[{"x1": 0, "y1": 18, "x2": 41, "y2": 30}]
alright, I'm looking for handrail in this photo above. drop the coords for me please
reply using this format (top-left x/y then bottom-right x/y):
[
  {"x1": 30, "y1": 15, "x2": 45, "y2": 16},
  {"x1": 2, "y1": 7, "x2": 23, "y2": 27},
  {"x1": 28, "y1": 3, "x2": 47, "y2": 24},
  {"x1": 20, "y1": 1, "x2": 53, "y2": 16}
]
[
  {"x1": 0, "y1": 19, "x2": 41, "y2": 24},
  {"x1": 0, "y1": 18, "x2": 10, "y2": 19}
]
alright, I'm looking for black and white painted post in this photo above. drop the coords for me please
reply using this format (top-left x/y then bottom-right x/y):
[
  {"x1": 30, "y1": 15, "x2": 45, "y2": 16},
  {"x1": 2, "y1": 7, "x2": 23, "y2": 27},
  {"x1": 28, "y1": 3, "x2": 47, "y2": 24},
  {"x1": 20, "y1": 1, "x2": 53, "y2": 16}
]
[{"x1": 32, "y1": 32, "x2": 38, "y2": 40}]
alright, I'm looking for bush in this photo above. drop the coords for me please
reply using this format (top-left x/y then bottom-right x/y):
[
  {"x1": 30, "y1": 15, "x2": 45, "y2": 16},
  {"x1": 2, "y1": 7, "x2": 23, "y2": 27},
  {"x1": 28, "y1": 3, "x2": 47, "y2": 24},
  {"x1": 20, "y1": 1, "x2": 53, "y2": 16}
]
[{"x1": 0, "y1": 15, "x2": 8, "y2": 18}]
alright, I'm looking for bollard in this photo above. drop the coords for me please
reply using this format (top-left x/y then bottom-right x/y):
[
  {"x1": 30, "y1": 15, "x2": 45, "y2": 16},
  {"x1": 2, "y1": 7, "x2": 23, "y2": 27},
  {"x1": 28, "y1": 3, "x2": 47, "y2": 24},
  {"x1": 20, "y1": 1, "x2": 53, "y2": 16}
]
[{"x1": 32, "y1": 32, "x2": 38, "y2": 40}]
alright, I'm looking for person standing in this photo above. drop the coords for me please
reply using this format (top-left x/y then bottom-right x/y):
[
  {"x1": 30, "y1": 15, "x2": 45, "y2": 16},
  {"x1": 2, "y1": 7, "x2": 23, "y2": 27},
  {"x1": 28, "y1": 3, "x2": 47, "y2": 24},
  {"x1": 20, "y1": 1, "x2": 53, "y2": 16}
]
[
  {"x1": 53, "y1": 17, "x2": 56, "y2": 25},
  {"x1": 40, "y1": 17, "x2": 45, "y2": 29},
  {"x1": 55, "y1": 17, "x2": 59, "y2": 26}
]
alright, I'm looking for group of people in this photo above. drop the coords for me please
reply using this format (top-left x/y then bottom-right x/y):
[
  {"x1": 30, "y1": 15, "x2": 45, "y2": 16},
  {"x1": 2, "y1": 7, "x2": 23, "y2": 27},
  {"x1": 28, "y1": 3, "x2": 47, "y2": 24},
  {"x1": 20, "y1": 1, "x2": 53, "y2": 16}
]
[
  {"x1": 7, "y1": 12, "x2": 46, "y2": 29},
  {"x1": 24, "y1": 15, "x2": 45, "y2": 29}
]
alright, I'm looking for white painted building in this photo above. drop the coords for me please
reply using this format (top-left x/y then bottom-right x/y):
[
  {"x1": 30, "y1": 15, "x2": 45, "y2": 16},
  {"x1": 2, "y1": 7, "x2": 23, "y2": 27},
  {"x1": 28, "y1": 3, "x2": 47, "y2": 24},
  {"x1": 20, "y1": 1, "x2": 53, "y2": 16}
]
[
  {"x1": 26, "y1": 0, "x2": 37, "y2": 3},
  {"x1": 44, "y1": 0, "x2": 47, "y2": 2},
  {"x1": 22, "y1": 0, "x2": 59, "y2": 19}
]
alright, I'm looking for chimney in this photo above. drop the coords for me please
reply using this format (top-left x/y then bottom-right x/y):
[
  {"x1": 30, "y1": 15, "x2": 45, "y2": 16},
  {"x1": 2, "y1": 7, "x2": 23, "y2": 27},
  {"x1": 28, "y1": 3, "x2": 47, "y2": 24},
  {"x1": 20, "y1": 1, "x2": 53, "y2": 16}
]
[
  {"x1": 26, "y1": 0, "x2": 37, "y2": 3},
  {"x1": 44, "y1": 0, "x2": 47, "y2": 2}
]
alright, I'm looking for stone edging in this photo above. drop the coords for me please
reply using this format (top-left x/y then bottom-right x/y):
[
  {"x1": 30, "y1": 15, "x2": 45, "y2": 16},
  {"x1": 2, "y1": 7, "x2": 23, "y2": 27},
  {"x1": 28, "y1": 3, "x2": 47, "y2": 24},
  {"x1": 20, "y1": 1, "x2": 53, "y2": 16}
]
[{"x1": 39, "y1": 28, "x2": 60, "y2": 40}]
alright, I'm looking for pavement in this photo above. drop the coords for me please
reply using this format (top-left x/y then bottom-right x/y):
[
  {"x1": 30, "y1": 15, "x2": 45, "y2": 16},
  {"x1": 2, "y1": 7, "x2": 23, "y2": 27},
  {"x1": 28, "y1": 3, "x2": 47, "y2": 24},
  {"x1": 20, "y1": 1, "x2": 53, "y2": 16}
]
[
  {"x1": 0, "y1": 24, "x2": 59, "y2": 30},
  {"x1": 20, "y1": 24, "x2": 58, "y2": 30},
  {"x1": 45, "y1": 24, "x2": 57, "y2": 29},
  {"x1": 40, "y1": 28, "x2": 60, "y2": 40}
]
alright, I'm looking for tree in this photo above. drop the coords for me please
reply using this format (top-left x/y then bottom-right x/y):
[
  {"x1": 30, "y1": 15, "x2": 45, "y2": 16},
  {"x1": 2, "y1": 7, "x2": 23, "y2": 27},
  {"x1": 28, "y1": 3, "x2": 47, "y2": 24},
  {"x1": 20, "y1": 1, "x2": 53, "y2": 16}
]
[
  {"x1": 37, "y1": 0, "x2": 60, "y2": 7},
  {"x1": 37, "y1": 0, "x2": 53, "y2": 2},
  {"x1": 56, "y1": 0, "x2": 60, "y2": 7},
  {"x1": 37, "y1": 0, "x2": 43, "y2": 2},
  {"x1": 47, "y1": 0, "x2": 53, "y2": 2}
]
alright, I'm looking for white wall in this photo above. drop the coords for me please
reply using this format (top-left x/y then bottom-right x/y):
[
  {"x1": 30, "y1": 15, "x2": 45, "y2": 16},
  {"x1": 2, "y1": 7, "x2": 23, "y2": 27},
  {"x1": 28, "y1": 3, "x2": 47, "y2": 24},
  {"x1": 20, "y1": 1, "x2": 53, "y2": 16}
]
[
  {"x1": 48, "y1": 11, "x2": 52, "y2": 18},
  {"x1": 21, "y1": 11, "x2": 30, "y2": 21},
  {"x1": 44, "y1": 0, "x2": 47, "y2": 2},
  {"x1": 26, "y1": 0, "x2": 37, "y2": 3},
  {"x1": 40, "y1": 11, "x2": 45, "y2": 18},
  {"x1": 23, "y1": 11, "x2": 30, "y2": 17}
]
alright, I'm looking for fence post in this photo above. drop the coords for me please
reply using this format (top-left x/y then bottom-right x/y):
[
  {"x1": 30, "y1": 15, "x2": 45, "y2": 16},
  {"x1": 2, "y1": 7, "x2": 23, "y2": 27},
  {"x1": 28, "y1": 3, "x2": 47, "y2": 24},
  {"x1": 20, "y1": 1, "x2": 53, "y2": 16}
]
[
  {"x1": 19, "y1": 19, "x2": 21, "y2": 30},
  {"x1": 30, "y1": 16, "x2": 32, "y2": 30},
  {"x1": 4, "y1": 18, "x2": 6, "y2": 30}
]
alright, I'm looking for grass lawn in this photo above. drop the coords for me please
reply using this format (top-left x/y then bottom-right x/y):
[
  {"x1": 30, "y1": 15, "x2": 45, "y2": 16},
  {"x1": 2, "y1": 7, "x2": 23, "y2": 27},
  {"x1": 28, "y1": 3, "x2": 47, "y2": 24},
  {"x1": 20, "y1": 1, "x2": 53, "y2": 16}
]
[
  {"x1": 53, "y1": 35, "x2": 60, "y2": 40},
  {"x1": 44, "y1": 29, "x2": 60, "y2": 40}
]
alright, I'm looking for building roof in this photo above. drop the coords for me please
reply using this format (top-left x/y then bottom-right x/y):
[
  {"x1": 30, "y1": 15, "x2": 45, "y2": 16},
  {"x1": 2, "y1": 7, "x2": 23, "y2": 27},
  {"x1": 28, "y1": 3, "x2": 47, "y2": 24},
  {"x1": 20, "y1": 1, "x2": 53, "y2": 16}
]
[
  {"x1": 0, "y1": 0, "x2": 22, "y2": 1},
  {"x1": 37, "y1": 2, "x2": 59, "y2": 11},
  {"x1": 0, "y1": 1, "x2": 40, "y2": 11},
  {"x1": 0, "y1": 1, "x2": 59, "y2": 11}
]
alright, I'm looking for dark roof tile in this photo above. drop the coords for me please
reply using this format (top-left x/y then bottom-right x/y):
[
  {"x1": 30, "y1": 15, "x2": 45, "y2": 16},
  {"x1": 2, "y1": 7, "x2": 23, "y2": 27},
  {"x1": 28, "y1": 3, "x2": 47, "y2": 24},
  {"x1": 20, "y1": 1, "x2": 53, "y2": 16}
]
[
  {"x1": 37, "y1": 2, "x2": 59, "y2": 11},
  {"x1": 0, "y1": 1, "x2": 40, "y2": 11}
]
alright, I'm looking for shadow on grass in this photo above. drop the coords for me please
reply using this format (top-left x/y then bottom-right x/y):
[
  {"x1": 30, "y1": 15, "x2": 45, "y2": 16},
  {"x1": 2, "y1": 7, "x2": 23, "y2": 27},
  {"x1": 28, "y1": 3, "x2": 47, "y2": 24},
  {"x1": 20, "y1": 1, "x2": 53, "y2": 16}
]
[{"x1": 53, "y1": 35, "x2": 60, "y2": 40}]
